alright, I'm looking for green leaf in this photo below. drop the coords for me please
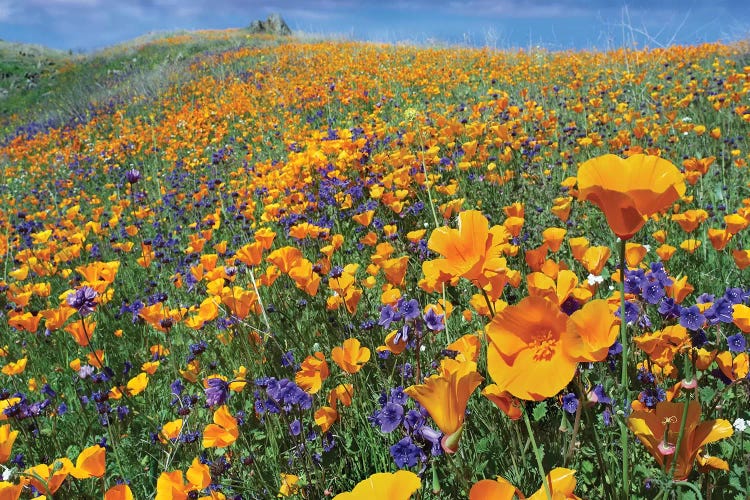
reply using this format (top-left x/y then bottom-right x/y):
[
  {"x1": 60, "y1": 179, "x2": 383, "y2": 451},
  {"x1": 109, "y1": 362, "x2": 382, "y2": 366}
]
[{"x1": 533, "y1": 402, "x2": 548, "y2": 422}]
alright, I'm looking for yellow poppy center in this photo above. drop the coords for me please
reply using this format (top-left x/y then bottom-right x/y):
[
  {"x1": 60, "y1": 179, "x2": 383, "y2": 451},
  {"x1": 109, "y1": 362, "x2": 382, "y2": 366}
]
[{"x1": 530, "y1": 329, "x2": 557, "y2": 361}]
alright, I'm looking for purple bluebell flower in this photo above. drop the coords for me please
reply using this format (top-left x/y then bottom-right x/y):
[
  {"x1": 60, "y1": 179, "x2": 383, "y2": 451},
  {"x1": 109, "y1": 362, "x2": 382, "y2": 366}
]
[
  {"x1": 205, "y1": 378, "x2": 230, "y2": 406},
  {"x1": 400, "y1": 299, "x2": 421, "y2": 321},
  {"x1": 125, "y1": 168, "x2": 141, "y2": 184},
  {"x1": 705, "y1": 298, "x2": 734, "y2": 324},
  {"x1": 679, "y1": 305, "x2": 705, "y2": 331},
  {"x1": 66, "y1": 286, "x2": 98, "y2": 316},
  {"x1": 588, "y1": 384, "x2": 612, "y2": 405},
  {"x1": 423, "y1": 308, "x2": 445, "y2": 332},
  {"x1": 379, "y1": 402, "x2": 404, "y2": 433},
  {"x1": 641, "y1": 279, "x2": 665, "y2": 305},
  {"x1": 390, "y1": 436, "x2": 420, "y2": 468},
  {"x1": 290, "y1": 419, "x2": 302, "y2": 436},
  {"x1": 727, "y1": 333, "x2": 746, "y2": 353},
  {"x1": 562, "y1": 393, "x2": 578, "y2": 414},
  {"x1": 658, "y1": 297, "x2": 680, "y2": 319},
  {"x1": 378, "y1": 305, "x2": 400, "y2": 329},
  {"x1": 724, "y1": 287, "x2": 750, "y2": 304}
]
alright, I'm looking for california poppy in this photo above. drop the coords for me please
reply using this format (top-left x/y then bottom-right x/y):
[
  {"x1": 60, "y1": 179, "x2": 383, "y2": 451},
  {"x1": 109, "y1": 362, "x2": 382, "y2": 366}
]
[
  {"x1": 333, "y1": 470, "x2": 421, "y2": 500},
  {"x1": 0, "y1": 424, "x2": 18, "y2": 463},
  {"x1": 404, "y1": 359, "x2": 484, "y2": 453},
  {"x1": 470, "y1": 468, "x2": 580, "y2": 500},
  {"x1": 295, "y1": 352, "x2": 329, "y2": 394},
  {"x1": 331, "y1": 338, "x2": 371, "y2": 374},
  {"x1": 486, "y1": 296, "x2": 578, "y2": 400},
  {"x1": 627, "y1": 400, "x2": 732, "y2": 480},
  {"x1": 202, "y1": 405, "x2": 239, "y2": 448},
  {"x1": 577, "y1": 154, "x2": 686, "y2": 240}
]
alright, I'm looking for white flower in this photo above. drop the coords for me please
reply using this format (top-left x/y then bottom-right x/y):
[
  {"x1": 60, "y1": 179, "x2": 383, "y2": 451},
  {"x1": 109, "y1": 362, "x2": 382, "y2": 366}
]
[
  {"x1": 733, "y1": 417, "x2": 748, "y2": 433},
  {"x1": 643, "y1": 244, "x2": 651, "y2": 252},
  {"x1": 587, "y1": 274, "x2": 604, "y2": 286}
]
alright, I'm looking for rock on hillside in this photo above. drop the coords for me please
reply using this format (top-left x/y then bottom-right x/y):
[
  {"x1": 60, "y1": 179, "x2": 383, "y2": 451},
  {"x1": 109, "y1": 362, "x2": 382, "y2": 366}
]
[{"x1": 248, "y1": 14, "x2": 292, "y2": 36}]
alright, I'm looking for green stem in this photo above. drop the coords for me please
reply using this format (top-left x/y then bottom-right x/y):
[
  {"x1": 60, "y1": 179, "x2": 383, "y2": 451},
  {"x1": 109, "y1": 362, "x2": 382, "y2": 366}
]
[
  {"x1": 523, "y1": 406, "x2": 552, "y2": 500},
  {"x1": 618, "y1": 237, "x2": 630, "y2": 499},
  {"x1": 668, "y1": 354, "x2": 693, "y2": 479}
]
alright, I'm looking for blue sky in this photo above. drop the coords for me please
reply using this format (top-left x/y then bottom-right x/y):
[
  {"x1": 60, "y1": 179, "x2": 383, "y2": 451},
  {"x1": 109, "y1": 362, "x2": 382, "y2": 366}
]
[{"x1": 1, "y1": 0, "x2": 748, "y2": 52}]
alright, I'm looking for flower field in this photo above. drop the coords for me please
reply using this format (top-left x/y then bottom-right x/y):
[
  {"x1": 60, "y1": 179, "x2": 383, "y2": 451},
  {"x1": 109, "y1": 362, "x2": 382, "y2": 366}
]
[{"x1": 1, "y1": 32, "x2": 749, "y2": 498}]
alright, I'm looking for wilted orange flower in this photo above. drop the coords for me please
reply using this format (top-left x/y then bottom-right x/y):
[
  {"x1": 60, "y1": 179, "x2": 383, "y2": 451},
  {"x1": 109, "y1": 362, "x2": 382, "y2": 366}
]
[
  {"x1": 331, "y1": 338, "x2": 370, "y2": 374},
  {"x1": 577, "y1": 154, "x2": 686, "y2": 240},
  {"x1": 295, "y1": 352, "x2": 329, "y2": 394},
  {"x1": 486, "y1": 296, "x2": 579, "y2": 400},
  {"x1": 202, "y1": 405, "x2": 238, "y2": 448},
  {"x1": 405, "y1": 359, "x2": 483, "y2": 453},
  {"x1": 470, "y1": 468, "x2": 580, "y2": 500},
  {"x1": 628, "y1": 401, "x2": 733, "y2": 480},
  {"x1": 333, "y1": 470, "x2": 421, "y2": 500}
]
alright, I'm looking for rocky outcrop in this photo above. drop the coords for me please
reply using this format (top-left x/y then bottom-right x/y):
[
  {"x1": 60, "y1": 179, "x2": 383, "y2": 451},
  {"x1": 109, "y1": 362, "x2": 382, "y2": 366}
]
[{"x1": 248, "y1": 14, "x2": 291, "y2": 36}]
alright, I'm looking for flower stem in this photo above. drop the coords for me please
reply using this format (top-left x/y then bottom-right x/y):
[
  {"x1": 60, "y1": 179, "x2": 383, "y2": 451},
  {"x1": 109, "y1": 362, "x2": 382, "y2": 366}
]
[
  {"x1": 668, "y1": 354, "x2": 693, "y2": 479},
  {"x1": 618, "y1": 237, "x2": 630, "y2": 498},
  {"x1": 523, "y1": 405, "x2": 551, "y2": 500}
]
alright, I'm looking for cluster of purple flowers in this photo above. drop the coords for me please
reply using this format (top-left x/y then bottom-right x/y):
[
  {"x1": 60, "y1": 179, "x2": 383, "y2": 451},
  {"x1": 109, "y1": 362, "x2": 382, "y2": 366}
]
[
  {"x1": 253, "y1": 377, "x2": 312, "y2": 421},
  {"x1": 369, "y1": 387, "x2": 442, "y2": 468},
  {"x1": 624, "y1": 263, "x2": 750, "y2": 337},
  {"x1": 377, "y1": 297, "x2": 445, "y2": 358}
]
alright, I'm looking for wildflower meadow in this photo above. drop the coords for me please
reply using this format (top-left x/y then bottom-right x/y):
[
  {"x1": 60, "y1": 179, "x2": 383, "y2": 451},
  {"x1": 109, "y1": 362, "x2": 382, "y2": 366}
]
[{"x1": 1, "y1": 30, "x2": 749, "y2": 499}]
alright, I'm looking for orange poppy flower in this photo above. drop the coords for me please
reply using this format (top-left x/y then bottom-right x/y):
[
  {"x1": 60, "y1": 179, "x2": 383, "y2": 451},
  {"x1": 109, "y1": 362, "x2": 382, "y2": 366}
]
[
  {"x1": 656, "y1": 244, "x2": 677, "y2": 262},
  {"x1": 333, "y1": 470, "x2": 421, "y2": 500},
  {"x1": 580, "y1": 246, "x2": 611, "y2": 275},
  {"x1": 565, "y1": 299, "x2": 620, "y2": 362},
  {"x1": 481, "y1": 384, "x2": 522, "y2": 420},
  {"x1": 734, "y1": 304, "x2": 750, "y2": 332},
  {"x1": 278, "y1": 473, "x2": 301, "y2": 497},
  {"x1": 551, "y1": 196, "x2": 573, "y2": 222},
  {"x1": 724, "y1": 213, "x2": 749, "y2": 234},
  {"x1": 577, "y1": 154, "x2": 686, "y2": 240},
  {"x1": 105, "y1": 484, "x2": 134, "y2": 500},
  {"x1": 527, "y1": 269, "x2": 578, "y2": 306},
  {"x1": 542, "y1": 227, "x2": 567, "y2": 253},
  {"x1": 733, "y1": 249, "x2": 750, "y2": 270},
  {"x1": 672, "y1": 209, "x2": 708, "y2": 233},
  {"x1": 423, "y1": 210, "x2": 511, "y2": 299},
  {"x1": 314, "y1": 406, "x2": 339, "y2": 433},
  {"x1": 404, "y1": 359, "x2": 484, "y2": 453},
  {"x1": 470, "y1": 468, "x2": 580, "y2": 500},
  {"x1": 295, "y1": 352, "x2": 329, "y2": 394},
  {"x1": 0, "y1": 424, "x2": 19, "y2": 463},
  {"x1": 327, "y1": 384, "x2": 354, "y2": 410},
  {"x1": 568, "y1": 236, "x2": 589, "y2": 262},
  {"x1": 202, "y1": 405, "x2": 238, "y2": 448},
  {"x1": 125, "y1": 372, "x2": 149, "y2": 396},
  {"x1": 331, "y1": 338, "x2": 371, "y2": 374},
  {"x1": 69, "y1": 444, "x2": 106, "y2": 479},
  {"x1": 633, "y1": 325, "x2": 689, "y2": 370},
  {"x1": 65, "y1": 318, "x2": 96, "y2": 347},
  {"x1": 627, "y1": 401, "x2": 733, "y2": 480},
  {"x1": 486, "y1": 296, "x2": 578, "y2": 400},
  {"x1": 716, "y1": 351, "x2": 749, "y2": 381},
  {"x1": 1, "y1": 358, "x2": 27, "y2": 377}
]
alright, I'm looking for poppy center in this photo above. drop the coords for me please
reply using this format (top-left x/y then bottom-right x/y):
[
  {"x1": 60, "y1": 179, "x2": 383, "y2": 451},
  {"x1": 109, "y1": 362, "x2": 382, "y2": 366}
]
[{"x1": 530, "y1": 329, "x2": 557, "y2": 361}]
